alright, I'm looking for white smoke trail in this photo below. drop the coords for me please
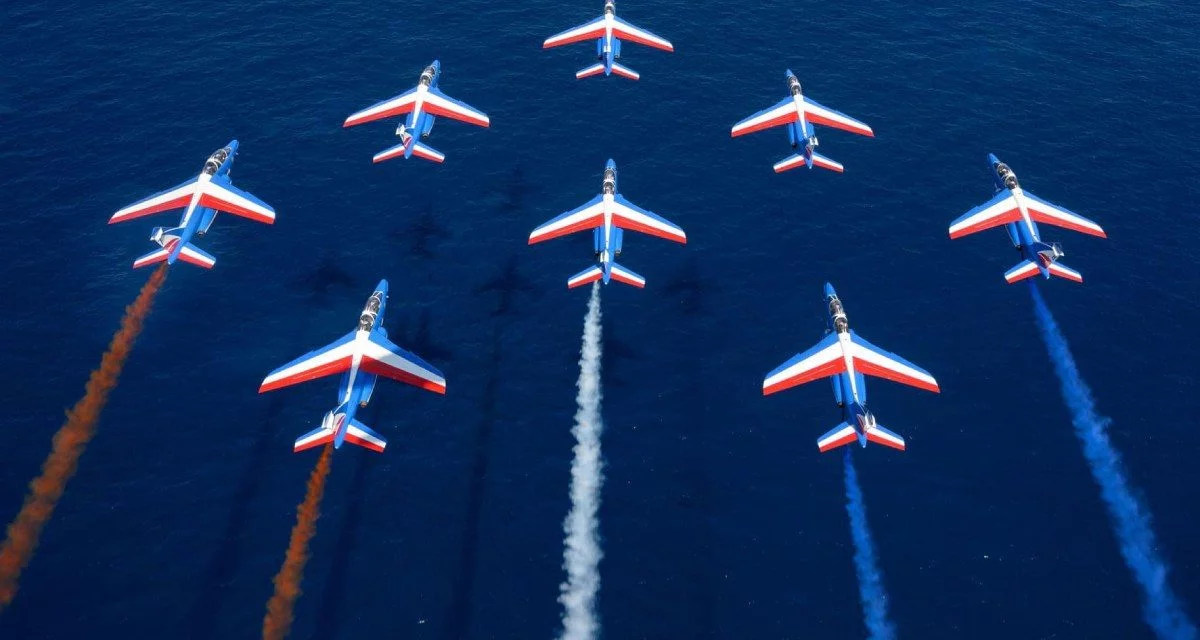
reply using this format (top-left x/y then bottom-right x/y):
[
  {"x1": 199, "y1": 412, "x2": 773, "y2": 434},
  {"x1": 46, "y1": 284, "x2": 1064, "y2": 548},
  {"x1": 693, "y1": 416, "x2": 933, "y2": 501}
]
[{"x1": 558, "y1": 283, "x2": 605, "y2": 640}]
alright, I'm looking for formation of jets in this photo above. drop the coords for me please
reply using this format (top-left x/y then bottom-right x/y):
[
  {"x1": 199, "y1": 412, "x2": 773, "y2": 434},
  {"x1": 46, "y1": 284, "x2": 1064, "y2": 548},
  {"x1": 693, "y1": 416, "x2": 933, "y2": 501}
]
[{"x1": 103, "y1": 13, "x2": 1108, "y2": 457}]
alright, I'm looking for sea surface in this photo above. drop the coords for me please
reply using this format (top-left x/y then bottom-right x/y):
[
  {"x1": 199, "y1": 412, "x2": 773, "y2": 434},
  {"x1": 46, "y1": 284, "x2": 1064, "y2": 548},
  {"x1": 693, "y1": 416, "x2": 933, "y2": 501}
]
[{"x1": 2, "y1": 0, "x2": 1199, "y2": 638}]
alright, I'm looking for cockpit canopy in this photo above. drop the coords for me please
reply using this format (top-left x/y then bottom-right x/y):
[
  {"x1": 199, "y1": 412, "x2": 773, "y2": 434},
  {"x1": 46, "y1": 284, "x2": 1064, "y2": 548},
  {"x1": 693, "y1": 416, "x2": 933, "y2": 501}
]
[
  {"x1": 364, "y1": 294, "x2": 382, "y2": 314},
  {"x1": 604, "y1": 1, "x2": 615, "y2": 15},
  {"x1": 202, "y1": 147, "x2": 231, "y2": 175},
  {"x1": 358, "y1": 313, "x2": 375, "y2": 331},
  {"x1": 996, "y1": 163, "x2": 1019, "y2": 189},
  {"x1": 419, "y1": 67, "x2": 435, "y2": 86},
  {"x1": 788, "y1": 77, "x2": 802, "y2": 96},
  {"x1": 602, "y1": 169, "x2": 616, "y2": 194}
]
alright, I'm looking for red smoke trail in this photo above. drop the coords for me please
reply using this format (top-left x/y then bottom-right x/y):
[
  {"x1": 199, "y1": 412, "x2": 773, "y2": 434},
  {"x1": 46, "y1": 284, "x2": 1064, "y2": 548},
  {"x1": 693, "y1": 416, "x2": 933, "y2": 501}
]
[
  {"x1": 0, "y1": 265, "x2": 169, "y2": 612},
  {"x1": 263, "y1": 445, "x2": 333, "y2": 640}
]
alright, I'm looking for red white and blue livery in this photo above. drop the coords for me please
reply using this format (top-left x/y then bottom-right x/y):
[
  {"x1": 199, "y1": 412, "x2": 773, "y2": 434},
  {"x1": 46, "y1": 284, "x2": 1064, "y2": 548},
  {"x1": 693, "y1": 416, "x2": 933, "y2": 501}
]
[
  {"x1": 258, "y1": 280, "x2": 446, "y2": 454},
  {"x1": 731, "y1": 71, "x2": 874, "y2": 174},
  {"x1": 343, "y1": 60, "x2": 490, "y2": 164},
  {"x1": 950, "y1": 154, "x2": 1107, "y2": 284},
  {"x1": 108, "y1": 140, "x2": 275, "y2": 269},
  {"x1": 763, "y1": 284, "x2": 940, "y2": 453},
  {"x1": 542, "y1": 0, "x2": 674, "y2": 80},
  {"x1": 529, "y1": 159, "x2": 685, "y2": 289}
]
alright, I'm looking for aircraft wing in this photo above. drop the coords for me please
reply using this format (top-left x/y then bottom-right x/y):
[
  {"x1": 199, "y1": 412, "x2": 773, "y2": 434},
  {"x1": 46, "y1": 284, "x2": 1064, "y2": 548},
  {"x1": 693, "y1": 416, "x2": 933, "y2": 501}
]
[
  {"x1": 1021, "y1": 191, "x2": 1106, "y2": 238},
  {"x1": 611, "y1": 17, "x2": 674, "y2": 52},
  {"x1": 529, "y1": 195, "x2": 605, "y2": 244},
  {"x1": 344, "y1": 87, "x2": 420, "y2": 127},
  {"x1": 731, "y1": 97, "x2": 797, "y2": 137},
  {"x1": 360, "y1": 330, "x2": 447, "y2": 394},
  {"x1": 763, "y1": 332, "x2": 844, "y2": 395},
  {"x1": 802, "y1": 97, "x2": 874, "y2": 137},
  {"x1": 612, "y1": 195, "x2": 686, "y2": 243},
  {"x1": 109, "y1": 176, "x2": 200, "y2": 224},
  {"x1": 259, "y1": 331, "x2": 359, "y2": 393},
  {"x1": 200, "y1": 175, "x2": 276, "y2": 224},
  {"x1": 424, "y1": 88, "x2": 490, "y2": 128},
  {"x1": 543, "y1": 16, "x2": 607, "y2": 48},
  {"x1": 847, "y1": 330, "x2": 940, "y2": 393},
  {"x1": 948, "y1": 190, "x2": 1021, "y2": 239}
]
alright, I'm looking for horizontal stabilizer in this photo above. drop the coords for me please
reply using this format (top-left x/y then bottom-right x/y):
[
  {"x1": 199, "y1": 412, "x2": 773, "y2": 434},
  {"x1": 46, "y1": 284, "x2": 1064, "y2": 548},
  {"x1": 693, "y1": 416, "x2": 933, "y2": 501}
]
[
  {"x1": 132, "y1": 247, "x2": 170, "y2": 269},
  {"x1": 576, "y1": 63, "x2": 605, "y2": 79},
  {"x1": 177, "y1": 242, "x2": 216, "y2": 269},
  {"x1": 818, "y1": 422, "x2": 858, "y2": 453},
  {"x1": 609, "y1": 262, "x2": 646, "y2": 288},
  {"x1": 1004, "y1": 260, "x2": 1041, "y2": 284},
  {"x1": 609, "y1": 62, "x2": 640, "y2": 80},
  {"x1": 865, "y1": 424, "x2": 905, "y2": 451},
  {"x1": 294, "y1": 425, "x2": 335, "y2": 453},
  {"x1": 810, "y1": 151, "x2": 844, "y2": 173},
  {"x1": 344, "y1": 419, "x2": 387, "y2": 453},
  {"x1": 410, "y1": 141, "x2": 445, "y2": 163},
  {"x1": 773, "y1": 154, "x2": 808, "y2": 173},
  {"x1": 568, "y1": 265, "x2": 603, "y2": 289},
  {"x1": 1047, "y1": 261, "x2": 1083, "y2": 283}
]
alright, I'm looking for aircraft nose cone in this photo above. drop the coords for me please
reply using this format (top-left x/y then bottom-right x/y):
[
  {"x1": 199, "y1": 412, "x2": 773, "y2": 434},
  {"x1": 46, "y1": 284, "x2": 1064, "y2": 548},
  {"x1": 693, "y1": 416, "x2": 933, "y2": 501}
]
[
  {"x1": 987, "y1": 152, "x2": 1000, "y2": 165},
  {"x1": 376, "y1": 279, "x2": 389, "y2": 294},
  {"x1": 605, "y1": 159, "x2": 616, "y2": 169},
  {"x1": 824, "y1": 282, "x2": 837, "y2": 298},
  {"x1": 785, "y1": 69, "x2": 795, "y2": 79}
]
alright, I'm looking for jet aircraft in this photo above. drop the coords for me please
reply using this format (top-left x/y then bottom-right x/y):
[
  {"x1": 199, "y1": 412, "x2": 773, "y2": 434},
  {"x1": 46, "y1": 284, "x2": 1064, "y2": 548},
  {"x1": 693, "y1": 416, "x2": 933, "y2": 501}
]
[
  {"x1": 258, "y1": 280, "x2": 446, "y2": 453},
  {"x1": 949, "y1": 154, "x2": 1106, "y2": 284},
  {"x1": 528, "y1": 159, "x2": 685, "y2": 289},
  {"x1": 343, "y1": 60, "x2": 490, "y2": 164},
  {"x1": 763, "y1": 284, "x2": 939, "y2": 453},
  {"x1": 731, "y1": 71, "x2": 874, "y2": 173},
  {"x1": 542, "y1": 0, "x2": 674, "y2": 80},
  {"x1": 108, "y1": 140, "x2": 275, "y2": 269}
]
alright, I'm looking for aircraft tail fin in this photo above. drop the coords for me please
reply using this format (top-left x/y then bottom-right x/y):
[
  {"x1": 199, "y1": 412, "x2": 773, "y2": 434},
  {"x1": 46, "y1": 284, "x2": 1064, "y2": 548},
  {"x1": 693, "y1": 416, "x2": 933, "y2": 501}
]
[
  {"x1": 609, "y1": 62, "x2": 640, "y2": 80},
  {"x1": 809, "y1": 151, "x2": 844, "y2": 173},
  {"x1": 176, "y1": 242, "x2": 216, "y2": 269},
  {"x1": 773, "y1": 151, "x2": 844, "y2": 174},
  {"x1": 817, "y1": 422, "x2": 859, "y2": 453},
  {"x1": 864, "y1": 424, "x2": 906, "y2": 451},
  {"x1": 1004, "y1": 260, "x2": 1041, "y2": 284},
  {"x1": 567, "y1": 265, "x2": 603, "y2": 289},
  {"x1": 607, "y1": 261, "x2": 646, "y2": 288},
  {"x1": 410, "y1": 140, "x2": 446, "y2": 164},
  {"x1": 344, "y1": 419, "x2": 387, "y2": 453},
  {"x1": 132, "y1": 247, "x2": 171, "y2": 269},
  {"x1": 293, "y1": 425, "x2": 335, "y2": 453},
  {"x1": 576, "y1": 63, "x2": 606, "y2": 79},
  {"x1": 372, "y1": 138, "x2": 445, "y2": 164},
  {"x1": 1047, "y1": 261, "x2": 1083, "y2": 283}
]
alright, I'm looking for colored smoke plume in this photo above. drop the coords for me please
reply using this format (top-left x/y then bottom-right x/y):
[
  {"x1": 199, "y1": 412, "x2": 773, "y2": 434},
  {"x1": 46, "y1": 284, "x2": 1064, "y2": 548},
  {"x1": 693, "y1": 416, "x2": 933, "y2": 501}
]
[
  {"x1": 843, "y1": 450, "x2": 896, "y2": 640},
  {"x1": 263, "y1": 444, "x2": 333, "y2": 640},
  {"x1": 0, "y1": 265, "x2": 168, "y2": 612},
  {"x1": 558, "y1": 283, "x2": 605, "y2": 640},
  {"x1": 1030, "y1": 284, "x2": 1196, "y2": 640}
]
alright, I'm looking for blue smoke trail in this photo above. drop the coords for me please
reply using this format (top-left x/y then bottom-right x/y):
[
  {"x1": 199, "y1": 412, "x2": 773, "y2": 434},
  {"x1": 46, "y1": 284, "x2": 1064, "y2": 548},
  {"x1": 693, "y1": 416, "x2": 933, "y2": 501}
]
[
  {"x1": 1030, "y1": 283, "x2": 1196, "y2": 640},
  {"x1": 843, "y1": 449, "x2": 896, "y2": 640}
]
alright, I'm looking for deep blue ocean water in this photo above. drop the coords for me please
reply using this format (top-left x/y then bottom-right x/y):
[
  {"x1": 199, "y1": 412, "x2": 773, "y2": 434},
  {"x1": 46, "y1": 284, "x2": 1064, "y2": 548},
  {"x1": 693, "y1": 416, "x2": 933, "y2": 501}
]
[{"x1": 2, "y1": 0, "x2": 1199, "y2": 638}]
